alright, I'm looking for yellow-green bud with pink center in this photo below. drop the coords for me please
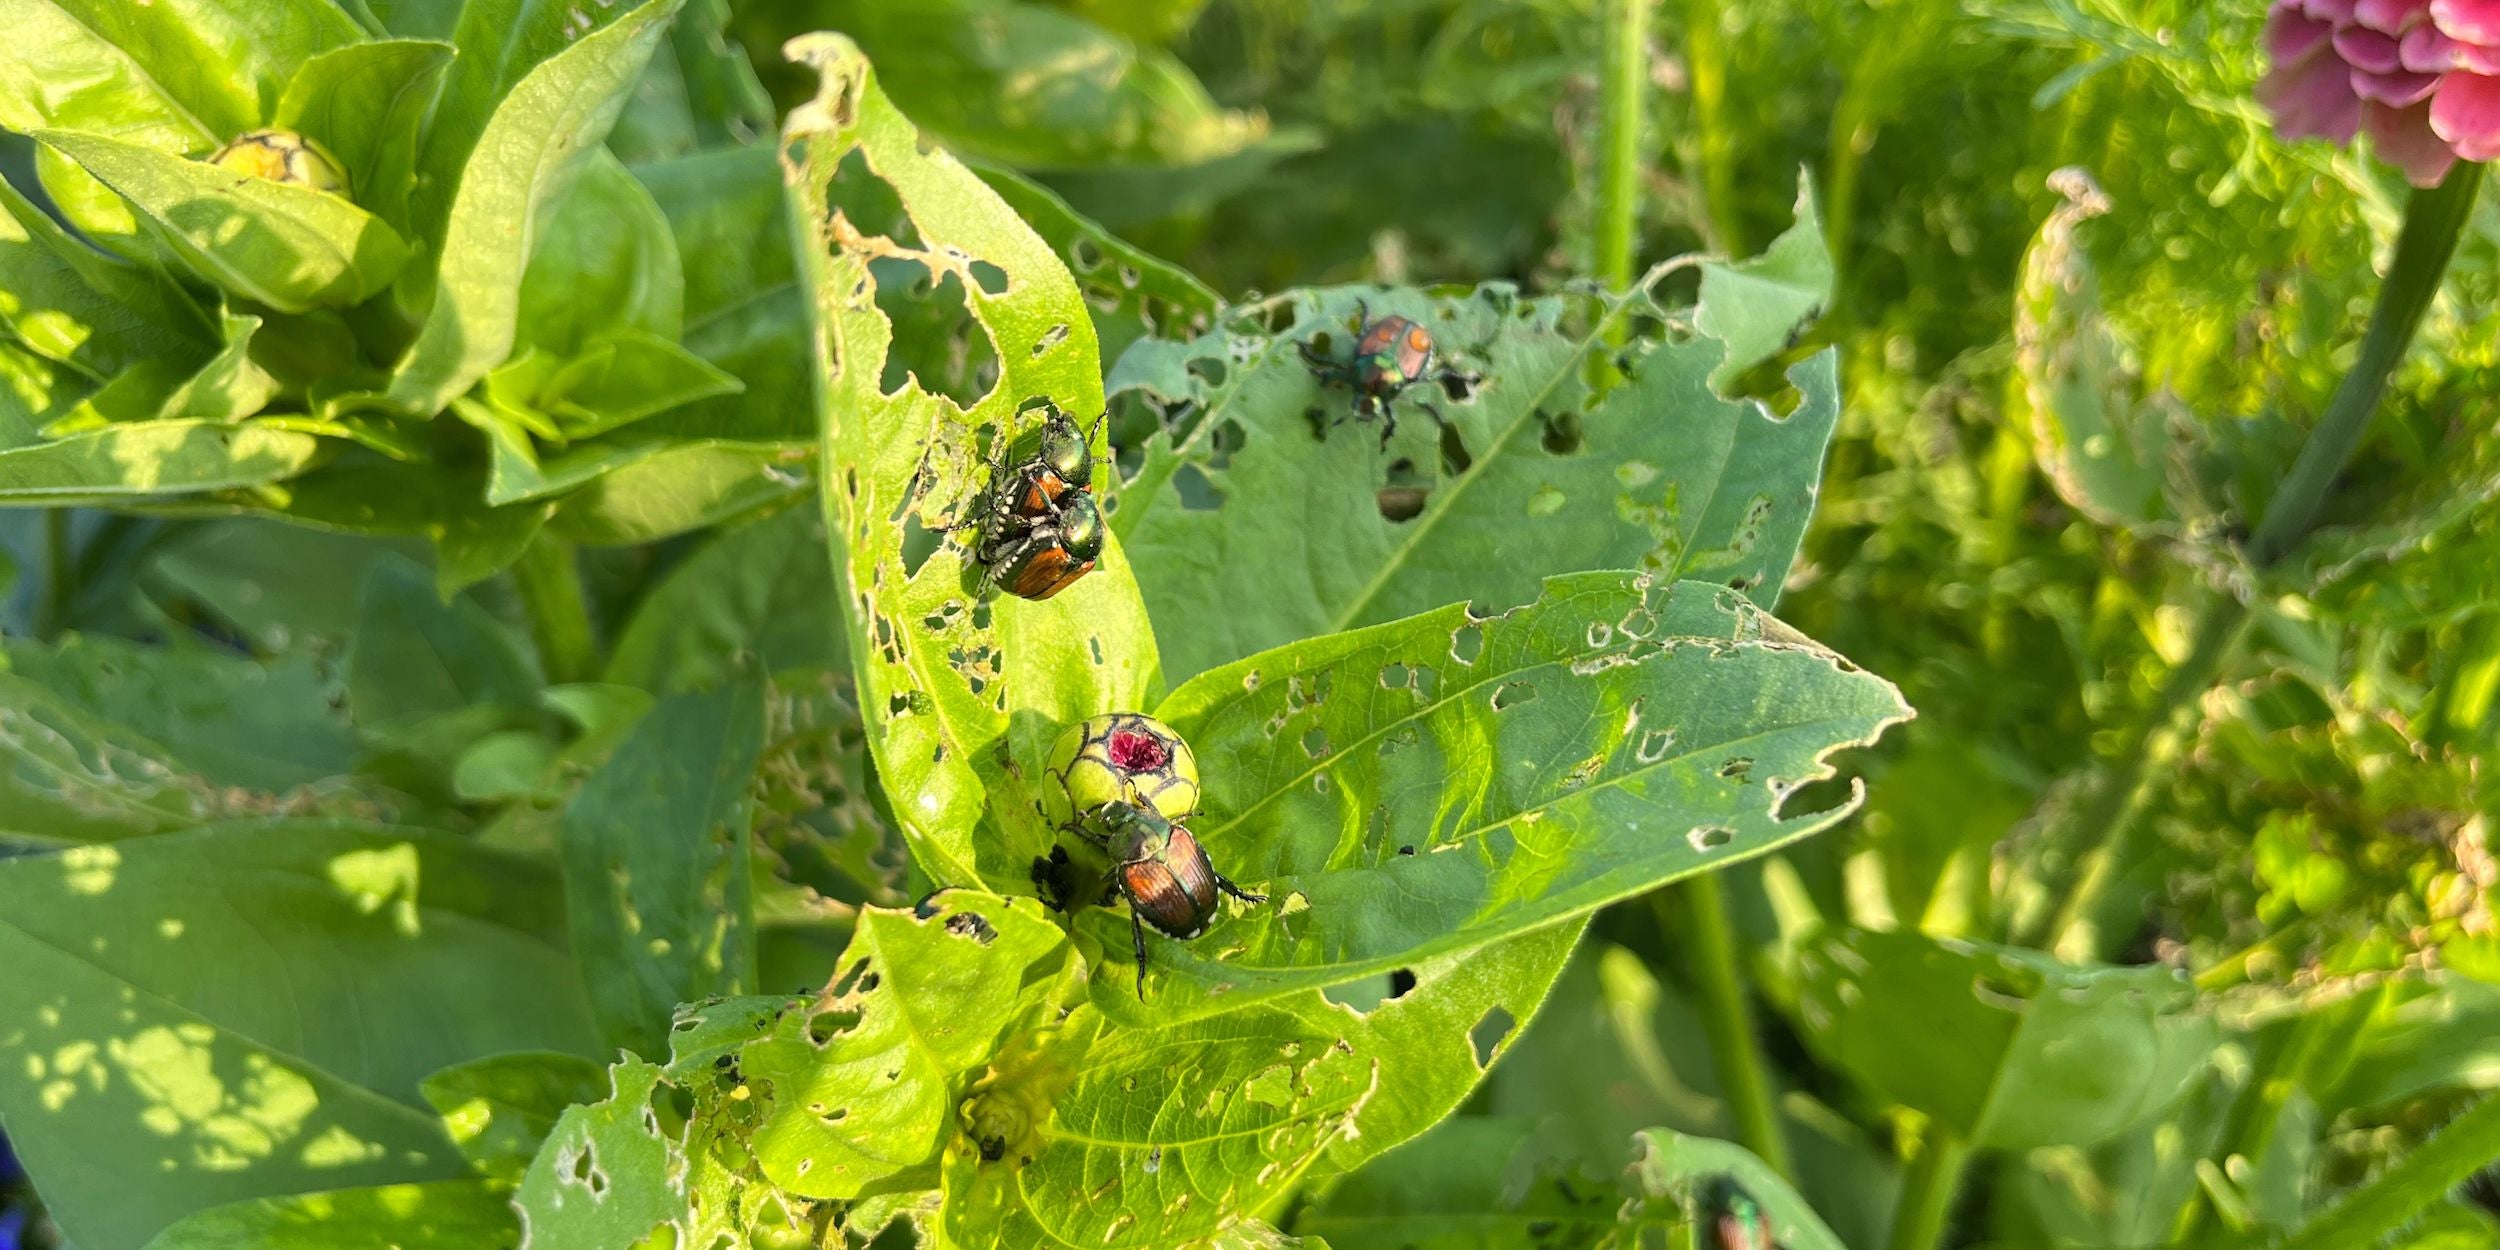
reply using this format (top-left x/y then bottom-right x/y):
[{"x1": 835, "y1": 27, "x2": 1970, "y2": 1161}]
[
  {"x1": 209, "y1": 129, "x2": 349, "y2": 196},
  {"x1": 1046, "y1": 713, "x2": 1201, "y2": 828}
]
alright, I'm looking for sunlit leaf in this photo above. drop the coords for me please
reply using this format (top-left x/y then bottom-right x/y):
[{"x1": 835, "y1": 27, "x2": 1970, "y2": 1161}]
[{"x1": 140, "y1": 1179, "x2": 519, "y2": 1250}]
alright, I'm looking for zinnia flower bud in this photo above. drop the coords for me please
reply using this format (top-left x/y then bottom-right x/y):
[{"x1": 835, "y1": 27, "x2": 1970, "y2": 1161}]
[{"x1": 2261, "y1": 0, "x2": 2500, "y2": 185}]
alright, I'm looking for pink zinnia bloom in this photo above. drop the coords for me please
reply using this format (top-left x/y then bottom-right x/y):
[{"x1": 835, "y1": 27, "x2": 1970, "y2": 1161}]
[{"x1": 2261, "y1": 0, "x2": 2500, "y2": 181}]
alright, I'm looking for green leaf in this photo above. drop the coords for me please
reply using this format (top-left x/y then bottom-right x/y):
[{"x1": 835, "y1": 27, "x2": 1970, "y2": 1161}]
[
  {"x1": 1087, "y1": 574, "x2": 1907, "y2": 1024},
  {"x1": 783, "y1": 33, "x2": 1162, "y2": 890},
  {"x1": 385, "y1": 0, "x2": 686, "y2": 415},
  {"x1": 41, "y1": 0, "x2": 364, "y2": 140},
  {"x1": 746, "y1": 893, "x2": 1074, "y2": 1198},
  {"x1": 819, "y1": 0, "x2": 1268, "y2": 169},
  {"x1": 1693, "y1": 179, "x2": 1835, "y2": 388},
  {"x1": 633, "y1": 145, "x2": 812, "y2": 442},
  {"x1": 1297, "y1": 1116, "x2": 1617, "y2": 1249},
  {"x1": 1621, "y1": 1129, "x2": 1848, "y2": 1250},
  {"x1": 1, "y1": 633, "x2": 360, "y2": 791},
  {"x1": 420, "y1": 1052, "x2": 608, "y2": 1180},
  {"x1": 548, "y1": 441, "x2": 803, "y2": 546},
  {"x1": 36, "y1": 129, "x2": 411, "y2": 313},
  {"x1": 138, "y1": 1180, "x2": 519, "y2": 1250},
  {"x1": 1110, "y1": 279, "x2": 1841, "y2": 682},
  {"x1": 0, "y1": 420, "x2": 320, "y2": 502},
  {"x1": 604, "y1": 504, "x2": 846, "y2": 694},
  {"x1": 0, "y1": 819, "x2": 599, "y2": 1249},
  {"x1": 945, "y1": 996, "x2": 1371, "y2": 1246},
  {"x1": 143, "y1": 520, "x2": 428, "y2": 652},
  {"x1": 2013, "y1": 169, "x2": 2179, "y2": 532},
  {"x1": 0, "y1": 177, "x2": 210, "y2": 380},
  {"x1": 515, "y1": 152, "x2": 684, "y2": 358},
  {"x1": 0, "y1": 0, "x2": 216, "y2": 249},
  {"x1": 1787, "y1": 927, "x2": 2215, "y2": 1150},
  {"x1": 273, "y1": 39, "x2": 456, "y2": 233},
  {"x1": 972, "y1": 157, "x2": 1220, "y2": 364},
  {"x1": 562, "y1": 679, "x2": 768, "y2": 1056},
  {"x1": 513, "y1": 1058, "x2": 685, "y2": 1249},
  {"x1": 159, "y1": 311, "x2": 281, "y2": 423},
  {"x1": 484, "y1": 329, "x2": 741, "y2": 446},
  {"x1": 345, "y1": 558, "x2": 541, "y2": 733}
]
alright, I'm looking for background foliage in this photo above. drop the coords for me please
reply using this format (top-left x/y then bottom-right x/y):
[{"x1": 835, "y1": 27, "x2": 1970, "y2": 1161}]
[{"x1": 1, "y1": 0, "x2": 2497, "y2": 1248}]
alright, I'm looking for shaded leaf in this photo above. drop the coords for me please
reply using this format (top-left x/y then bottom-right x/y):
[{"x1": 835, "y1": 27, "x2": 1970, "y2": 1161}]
[
  {"x1": 634, "y1": 145, "x2": 813, "y2": 443},
  {"x1": 562, "y1": 679, "x2": 768, "y2": 1055},
  {"x1": 0, "y1": 177, "x2": 210, "y2": 380},
  {"x1": 0, "y1": 0, "x2": 217, "y2": 249},
  {"x1": 139, "y1": 1179, "x2": 518, "y2": 1250},
  {"x1": 1298, "y1": 1116, "x2": 1616, "y2": 1249},
  {"x1": 345, "y1": 559, "x2": 541, "y2": 735},
  {"x1": 604, "y1": 504, "x2": 846, "y2": 695},
  {"x1": 1089, "y1": 573, "x2": 1907, "y2": 1024},
  {"x1": 515, "y1": 152, "x2": 684, "y2": 358},
  {"x1": 782, "y1": 32, "x2": 1159, "y2": 890},
  {"x1": 273, "y1": 39, "x2": 456, "y2": 233},
  {"x1": 1621, "y1": 1129, "x2": 1847, "y2": 1250},
  {"x1": 37, "y1": 130, "x2": 410, "y2": 313},
  {"x1": 0, "y1": 420, "x2": 320, "y2": 502},
  {"x1": 0, "y1": 819, "x2": 599, "y2": 1249},
  {"x1": 1788, "y1": 927, "x2": 2215, "y2": 1150},
  {"x1": 421, "y1": 1052, "x2": 608, "y2": 1181},
  {"x1": 1, "y1": 633, "x2": 359, "y2": 791}
]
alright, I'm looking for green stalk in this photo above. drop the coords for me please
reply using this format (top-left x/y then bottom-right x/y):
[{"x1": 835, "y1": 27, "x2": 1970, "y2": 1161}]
[
  {"x1": 1656, "y1": 879, "x2": 1793, "y2": 1179},
  {"x1": 1884, "y1": 1120, "x2": 1969, "y2": 1250},
  {"x1": 36, "y1": 507, "x2": 74, "y2": 639},
  {"x1": 2274, "y1": 1093, "x2": 2500, "y2": 1250},
  {"x1": 1682, "y1": 0, "x2": 1744, "y2": 254},
  {"x1": 1594, "y1": 0, "x2": 1651, "y2": 292},
  {"x1": 2036, "y1": 162, "x2": 2485, "y2": 958},
  {"x1": 511, "y1": 532, "x2": 600, "y2": 685}
]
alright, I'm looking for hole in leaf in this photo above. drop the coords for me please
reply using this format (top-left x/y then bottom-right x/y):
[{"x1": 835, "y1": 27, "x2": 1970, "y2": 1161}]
[
  {"x1": 1388, "y1": 968, "x2": 1417, "y2": 999},
  {"x1": 1439, "y1": 422, "x2": 1473, "y2": 476},
  {"x1": 1687, "y1": 825, "x2": 1735, "y2": 852},
  {"x1": 1187, "y1": 355, "x2": 1229, "y2": 389},
  {"x1": 1032, "y1": 323, "x2": 1070, "y2": 357},
  {"x1": 899, "y1": 511, "x2": 944, "y2": 576},
  {"x1": 969, "y1": 259, "x2": 1008, "y2": 295},
  {"x1": 1491, "y1": 682, "x2": 1536, "y2": 711},
  {"x1": 945, "y1": 912, "x2": 998, "y2": 944},
  {"x1": 873, "y1": 261, "x2": 999, "y2": 410},
  {"x1": 1300, "y1": 726, "x2": 1329, "y2": 758},
  {"x1": 831, "y1": 958, "x2": 869, "y2": 997},
  {"x1": 1540, "y1": 411, "x2": 1583, "y2": 455},
  {"x1": 1173, "y1": 463, "x2": 1224, "y2": 512},
  {"x1": 1469, "y1": 1006, "x2": 1516, "y2": 1067},
  {"x1": 825, "y1": 149, "x2": 917, "y2": 247},
  {"x1": 1719, "y1": 757, "x2": 1754, "y2": 782},
  {"x1": 809, "y1": 1008, "x2": 863, "y2": 1045},
  {"x1": 1450, "y1": 624, "x2": 1483, "y2": 666}
]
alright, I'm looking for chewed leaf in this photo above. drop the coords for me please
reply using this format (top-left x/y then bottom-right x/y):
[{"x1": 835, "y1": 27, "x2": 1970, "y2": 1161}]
[
  {"x1": 945, "y1": 999, "x2": 1374, "y2": 1248},
  {"x1": 782, "y1": 33, "x2": 1159, "y2": 891},
  {"x1": 1109, "y1": 232, "x2": 1839, "y2": 683},
  {"x1": 1090, "y1": 573, "x2": 1908, "y2": 1024}
]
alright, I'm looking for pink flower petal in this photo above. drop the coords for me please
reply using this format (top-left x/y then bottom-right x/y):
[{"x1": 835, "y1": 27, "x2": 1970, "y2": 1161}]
[
  {"x1": 2432, "y1": 0, "x2": 2500, "y2": 43},
  {"x1": 2357, "y1": 0, "x2": 2432, "y2": 32},
  {"x1": 2273, "y1": 8, "x2": 2339, "y2": 62},
  {"x1": 2356, "y1": 66, "x2": 2444, "y2": 102},
  {"x1": 2459, "y1": 39, "x2": 2500, "y2": 72},
  {"x1": 2262, "y1": 43, "x2": 2368, "y2": 142},
  {"x1": 2430, "y1": 68, "x2": 2500, "y2": 157},
  {"x1": 2306, "y1": 0, "x2": 2362, "y2": 21},
  {"x1": 2337, "y1": 24, "x2": 2407, "y2": 70},
  {"x1": 2364, "y1": 98, "x2": 2461, "y2": 182},
  {"x1": 2400, "y1": 24, "x2": 2463, "y2": 68}
]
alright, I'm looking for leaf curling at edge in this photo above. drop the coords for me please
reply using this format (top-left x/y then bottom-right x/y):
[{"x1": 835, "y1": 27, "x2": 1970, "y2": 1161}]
[
  {"x1": 779, "y1": 31, "x2": 1158, "y2": 896},
  {"x1": 1079, "y1": 571, "x2": 1910, "y2": 1026}
]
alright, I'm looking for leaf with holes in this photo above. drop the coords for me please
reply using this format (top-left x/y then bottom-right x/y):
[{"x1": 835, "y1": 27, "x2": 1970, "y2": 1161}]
[
  {"x1": 1786, "y1": 927, "x2": 2216, "y2": 1151},
  {"x1": 945, "y1": 997, "x2": 1374, "y2": 1248},
  {"x1": 1078, "y1": 572, "x2": 1907, "y2": 1025},
  {"x1": 421, "y1": 1052, "x2": 609, "y2": 1182},
  {"x1": 743, "y1": 891, "x2": 1074, "y2": 1198},
  {"x1": 1107, "y1": 192, "x2": 1837, "y2": 681},
  {"x1": 781, "y1": 33, "x2": 1160, "y2": 893}
]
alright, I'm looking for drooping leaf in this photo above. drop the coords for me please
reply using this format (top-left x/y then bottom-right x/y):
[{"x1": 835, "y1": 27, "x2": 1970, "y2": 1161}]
[
  {"x1": 1110, "y1": 250, "x2": 1839, "y2": 681},
  {"x1": 420, "y1": 1052, "x2": 608, "y2": 1181},
  {"x1": 946, "y1": 997, "x2": 1373, "y2": 1247},
  {"x1": 386, "y1": 0, "x2": 686, "y2": 415},
  {"x1": 138, "y1": 1180, "x2": 519, "y2": 1250},
  {"x1": 36, "y1": 129, "x2": 410, "y2": 313},
  {"x1": 604, "y1": 504, "x2": 846, "y2": 695},
  {"x1": 1084, "y1": 573, "x2": 1907, "y2": 1024},
  {"x1": 561, "y1": 679, "x2": 768, "y2": 1055},
  {"x1": 273, "y1": 39, "x2": 457, "y2": 233},
  {"x1": 0, "y1": 420, "x2": 321, "y2": 502},
  {"x1": 1694, "y1": 180, "x2": 1835, "y2": 388},
  {"x1": 1787, "y1": 927, "x2": 2216, "y2": 1151},
  {"x1": 817, "y1": 0, "x2": 1269, "y2": 169},
  {"x1": 783, "y1": 32, "x2": 1160, "y2": 890},
  {"x1": 0, "y1": 819, "x2": 599, "y2": 1249},
  {"x1": 41, "y1": 0, "x2": 364, "y2": 140}
]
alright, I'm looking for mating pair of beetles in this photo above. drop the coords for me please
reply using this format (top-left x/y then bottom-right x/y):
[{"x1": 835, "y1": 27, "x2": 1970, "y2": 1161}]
[{"x1": 1036, "y1": 714, "x2": 1264, "y2": 996}]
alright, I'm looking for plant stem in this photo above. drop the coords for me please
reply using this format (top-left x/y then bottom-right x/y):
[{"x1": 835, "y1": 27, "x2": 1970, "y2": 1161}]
[
  {"x1": 2034, "y1": 162, "x2": 2485, "y2": 959},
  {"x1": 2248, "y1": 162, "x2": 2484, "y2": 566},
  {"x1": 511, "y1": 532, "x2": 600, "y2": 685},
  {"x1": 1682, "y1": 0, "x2": 1744, "y2": 254},
  {"x1": 1884, "y1": 1119, "x2": 1969, "y2": 1250},
  {"x1": 2273, "y1": 1092, "x2": 2500, "y2": 1250},
  {"x1": 36, "y1": 507, "x2": 75, "y2": 639},
  {"x1": 1656, "y1": 879, "x2": 1793, "y2": 1179},
  {"x1": 1594, "y1": 0, "x2": 1650, "y2": 292}
]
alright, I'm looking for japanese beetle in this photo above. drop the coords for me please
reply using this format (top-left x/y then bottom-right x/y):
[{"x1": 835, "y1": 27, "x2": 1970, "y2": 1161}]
[
  {"x1": 1705, "y1": 1177, "x2": 1775, "y2": 1250},
  {"x1": 976, "y1": 488, "x2": 1102, "y2": 601},
  {"x1": 1075, "y1": 801, "x2": 1264, "y2": 995},
  {"x1": 1298, "y1": 300, "x2": 1479, "y2": 448},
  {"x1": 1046, "y1": 713, "x2": 1201, "y2": 829},
  {"x1": 209, "y1": 129, "x2": 349, "y2": 196},
  {"x1": 1002, "y1": 400, "x2": 1104, "y2": 520}
]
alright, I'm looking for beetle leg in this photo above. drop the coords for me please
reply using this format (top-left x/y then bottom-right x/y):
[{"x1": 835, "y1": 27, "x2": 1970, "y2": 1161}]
[
  {"x1": 1376, "y1": 404, "x2": 1399, "y2": 450},
  {"x1": 1129, "y1": 911, "x2": 1152, "y2": 998},
  {"x1": 1213, "y1": 871, "x2": 1267, "y2": 905}
]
